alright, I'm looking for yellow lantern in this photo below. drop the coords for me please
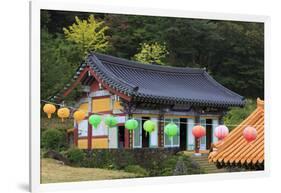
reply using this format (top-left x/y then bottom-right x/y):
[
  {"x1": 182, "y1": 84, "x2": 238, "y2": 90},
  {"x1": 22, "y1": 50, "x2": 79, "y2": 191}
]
[
  {"x1": 43, "y1": 104, "x2": 56, "y2": 118},
  {"x1": 57, "y1": 107, "x2": 70, "y2": 122},
  {"x1": 73, "y1": 110, "x2": 86, "y2": 124}
]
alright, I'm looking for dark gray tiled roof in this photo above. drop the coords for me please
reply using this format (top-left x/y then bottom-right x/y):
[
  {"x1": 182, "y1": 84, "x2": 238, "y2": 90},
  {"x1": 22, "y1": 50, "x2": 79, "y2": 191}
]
[{"x1": 86, "y1": 53, "x2": 245, "y2": 107}]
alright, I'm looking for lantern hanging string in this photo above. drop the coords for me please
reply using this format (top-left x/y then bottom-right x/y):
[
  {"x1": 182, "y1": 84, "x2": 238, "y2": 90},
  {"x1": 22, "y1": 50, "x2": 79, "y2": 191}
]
[{"x1": 40, "y1": 99, "x2": 263, "y2": 127}]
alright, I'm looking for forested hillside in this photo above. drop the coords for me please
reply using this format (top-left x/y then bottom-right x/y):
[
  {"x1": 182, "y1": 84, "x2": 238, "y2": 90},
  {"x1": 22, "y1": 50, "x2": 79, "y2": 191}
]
[{"x1": 41, "y1": 10, "x2": 264, "y2": 101}]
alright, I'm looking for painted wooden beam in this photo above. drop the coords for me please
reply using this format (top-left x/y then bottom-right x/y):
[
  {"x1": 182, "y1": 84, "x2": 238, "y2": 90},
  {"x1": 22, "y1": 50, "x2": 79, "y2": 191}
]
[
  {"x1": 61, "y1": 66, "x2": 132, "y2": 104},
  {"x1": 62, "y1": 67, "x2": 89, "y2": 97},
  {"x1": 88, "y1": 67, "x2": 132, "y2": 102}
]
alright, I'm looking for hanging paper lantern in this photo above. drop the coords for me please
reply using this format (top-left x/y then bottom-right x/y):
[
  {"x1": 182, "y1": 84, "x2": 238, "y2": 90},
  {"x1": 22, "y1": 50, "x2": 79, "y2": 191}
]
[
  {"x1": 243, "y1": 126, "x2": 257, "y2": 143},
  {"x1": 192, "y1": 125, "x2": 206, "y2": 138},
  {"x1": 125, "y1": 119, "x2": 138, "y2": 132},
  {"x1": 89, "y1": 114, "x2": 102, "y2": 129},
  {"x1": 43, "y1": 104, "x2": 56, "y2": 118},
  {"x1": 164, "y1": 123, "x2": 179, "y2": 138},
  {"x1": 105, "y1": 115, "x2": 118, "y2": 128},
  {"x1": 143, "y1": 120, "x2": 156, "y2": 133},
  {"x1": 57, "y1": 107, "x2": 70, "y2": 122},
  {"x1": 214, "y1": 125, "x2": 229, "y2": 140},
  {"x1": 73, "y1": 110, "x2": 86, "y2": 124}
]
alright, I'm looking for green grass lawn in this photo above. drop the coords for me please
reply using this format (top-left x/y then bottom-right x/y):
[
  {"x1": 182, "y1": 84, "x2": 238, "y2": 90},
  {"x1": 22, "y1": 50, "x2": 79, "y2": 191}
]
[{"x1": 41, "y1": 158, "x2": 140, "y2": 184}]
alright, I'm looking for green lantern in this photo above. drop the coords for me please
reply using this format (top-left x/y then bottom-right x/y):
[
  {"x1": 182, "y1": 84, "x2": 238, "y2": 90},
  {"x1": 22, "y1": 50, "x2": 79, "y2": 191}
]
[
  {"x1": 143, "y1": 120, "x2": 156, "y2": 133},
  {"x1": 164, "y1": 123, "x2": 179, "y2": 138},
  {"x1": 89, "y1": 114, "x2": 102, "y2": 129},
  {"x1": 125, "y1": 119, "x2": 138, "y2": 132},
  {"x1": 105, "y1": 115, "x2": 118, "y2": 128}
]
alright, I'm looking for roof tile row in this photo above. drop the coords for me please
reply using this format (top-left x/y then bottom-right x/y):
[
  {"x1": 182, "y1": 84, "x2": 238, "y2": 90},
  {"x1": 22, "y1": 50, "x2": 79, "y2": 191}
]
[{"x1": 209, "y1": 98, "x2": 264, "y2": 166}]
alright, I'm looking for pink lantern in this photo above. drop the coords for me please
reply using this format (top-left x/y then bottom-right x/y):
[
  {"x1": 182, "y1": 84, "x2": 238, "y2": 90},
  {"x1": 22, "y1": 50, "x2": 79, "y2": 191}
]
[
  {"x1": 243, "y1": 126, "x2": 257, "y2": 143},
  {"x1": 214, "y1": 125, "x2": 229, "y2": 140},
  {"x1": 192, "y1": 125, "x2": 206, "y2": 138}
]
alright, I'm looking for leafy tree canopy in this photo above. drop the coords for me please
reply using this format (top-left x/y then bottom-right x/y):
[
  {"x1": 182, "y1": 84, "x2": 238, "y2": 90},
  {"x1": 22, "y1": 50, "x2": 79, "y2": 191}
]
[
  {"x1": 133, "y1": 42, "x2": 169, "y2": 65},
  {"x1": 41, "y1": 28, "x2": 81, "y2": 100},
  {"x1": 63, "y1": 15, "x2": 109, "y2": 56},
  {"x1": 41, "y1": 10, "x2": 264, "y2": 100},
  {"x1": 224, "y1": 99, "x2": 256, "y2": 130}
]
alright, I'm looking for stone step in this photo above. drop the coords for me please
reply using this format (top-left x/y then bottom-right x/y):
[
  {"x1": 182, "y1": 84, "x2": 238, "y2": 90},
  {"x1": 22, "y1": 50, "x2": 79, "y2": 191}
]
[
  {"x1": 191, "y1": 157, "x2": 209, "y2": 161},
  {"x1": 193, "y1": 161, "x2": 213, "y2": 164},
  {"x1": 188, "y1": 155, "x2": 227, "y2": 173},
  {"x1": 191, "y1": 158, "x2": 211, "y2": 161},
  {"x1": 196, "y1": 163, "x2": 219, "y2": 168},
  {"x1": 206, "y1": 170, "x2": 226, "y2": 174},
  {"x1": 206, "y1": 170, "x2": 226, "y2": 172},
  {"x1": 200, "y1": 166, "x2": 219, "y2": 170},
  {"x1": 198, "y1": 162, "x2": 216, "y2": 166},
  {"x1": 192, "y1": 160, "x2": 211, "y2": 163},
  {"x1": 201, "y1": 167, "x2": 218, "y2": 169},
  {"x1": 192, "y1": 156, "x2": 209, "y2": 158},
  {"x1": 203, "y1": 167, "x2": 223, "y2": 171}
]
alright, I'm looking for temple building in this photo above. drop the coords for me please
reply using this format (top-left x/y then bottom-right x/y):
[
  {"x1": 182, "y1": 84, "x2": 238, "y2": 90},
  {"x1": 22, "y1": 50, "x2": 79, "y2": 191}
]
[
  {"x1": 208, "y1": 98, "x2": 264, "y2": 170},
  {"x1": 52, "y1": 53, "x2": 245, "y2": 150}
]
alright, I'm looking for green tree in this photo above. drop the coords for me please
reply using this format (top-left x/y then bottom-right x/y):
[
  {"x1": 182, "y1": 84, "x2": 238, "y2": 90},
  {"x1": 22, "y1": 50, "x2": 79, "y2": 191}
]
[
  {"x1": 208, "y1": 22, "x2": 264, "y2": 98},
  {"x1": 42, "y1": 128, "x2": 66, "y2": 150},
  {"x1": 41, "y1": 28, "x2": 81, "y2": 100},
  {"x1": 66, "y1": 148, "x2": 86, "y2": 165},
  {"x1": 133, "y1": 42, "x2": 169, "y2": 65},
  {"x1": 42, "y1": 10, "x2": 264, "y2": 99},
  {"x1": 63, "y1": 14, "x2": 109, "y2": 56},
  {"x1": 224, "y1": 99, "x2": 256, "y2": 130},
  {"x1": 104, "y1": 14, "x2": 264, "y2": 98}
]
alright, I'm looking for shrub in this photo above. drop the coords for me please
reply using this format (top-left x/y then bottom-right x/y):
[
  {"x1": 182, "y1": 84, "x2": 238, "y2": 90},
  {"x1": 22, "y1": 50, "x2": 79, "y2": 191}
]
[
  {"x1": 60, "y1": 149, "x2": 204, "y2": 177},
  {"x1": 124, "y1": 165, "x2": 149, "y2": 176},
  {"x1": 66, "y1": 148, "x2": 86, "y2": 165},
  {"x1": 41, "y1": 128, "x2": 65, "y2": 150},
  {"x1": 157, "y1": 155, "x2": 178, "y2": 176},
  {"x1": 85, "y1": 150, "x2": 115, "y2": 169},
  {"x1": 151, "y1": 155, "x2": 204, "y2": 176},
  {"x1": 181, "y1": 155, "x2": 204, "y2": 174},
  {"x1": 173, "y1": 157, "x2": 188, "y2": 175},
  {"x1": 112, "y1": 150, "x2": 135, "y2": 169}
]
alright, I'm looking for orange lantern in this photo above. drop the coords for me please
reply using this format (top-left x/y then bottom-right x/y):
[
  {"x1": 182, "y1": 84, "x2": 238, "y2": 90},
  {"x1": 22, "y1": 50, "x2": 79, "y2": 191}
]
[
  {"x1": 43, "y1": 104, "x2": 56, "y2": 118},
  {"x1": 73, "y1": 110, "x2": 86, "y2": 124},
  {"x1": 57, "y1": 107, "x2": 70, "y2": 122}
]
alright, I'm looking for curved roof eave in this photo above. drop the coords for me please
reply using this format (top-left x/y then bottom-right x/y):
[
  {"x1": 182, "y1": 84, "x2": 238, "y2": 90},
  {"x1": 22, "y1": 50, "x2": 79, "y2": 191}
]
[{"x1": 85, "y1": 52, "x2": 245, "y2": 107}]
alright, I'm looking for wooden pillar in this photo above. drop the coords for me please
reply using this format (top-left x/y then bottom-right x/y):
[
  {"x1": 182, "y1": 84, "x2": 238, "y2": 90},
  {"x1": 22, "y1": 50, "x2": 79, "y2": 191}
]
[
  {"x1": 124, "y1": 127, "x2": 130, "y2": 148},
  {"x1": 87, "y1": 123, "x2": 92, "y2": 150},
  {"x1": 194, "y1": 115, "x2": 200, "y2": 154},
  {"x1": 74, "y1": 126, "x2": 78, "y2": 147},
  {"x1": 88, "y1": 94, "x2": 92, "y2": 150},
  {"x1": 128, "y1": 114, "x2": 133, "y2": 148},
  {"x1": 129, "y1": 131, "x2": 133, "y2": 148},
  {"x1": 124, "y1": 101, "x2": 135, "y2": 149},
  {"x1": 158, "y1": 114, "x2": 164, "y2": 147}
]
